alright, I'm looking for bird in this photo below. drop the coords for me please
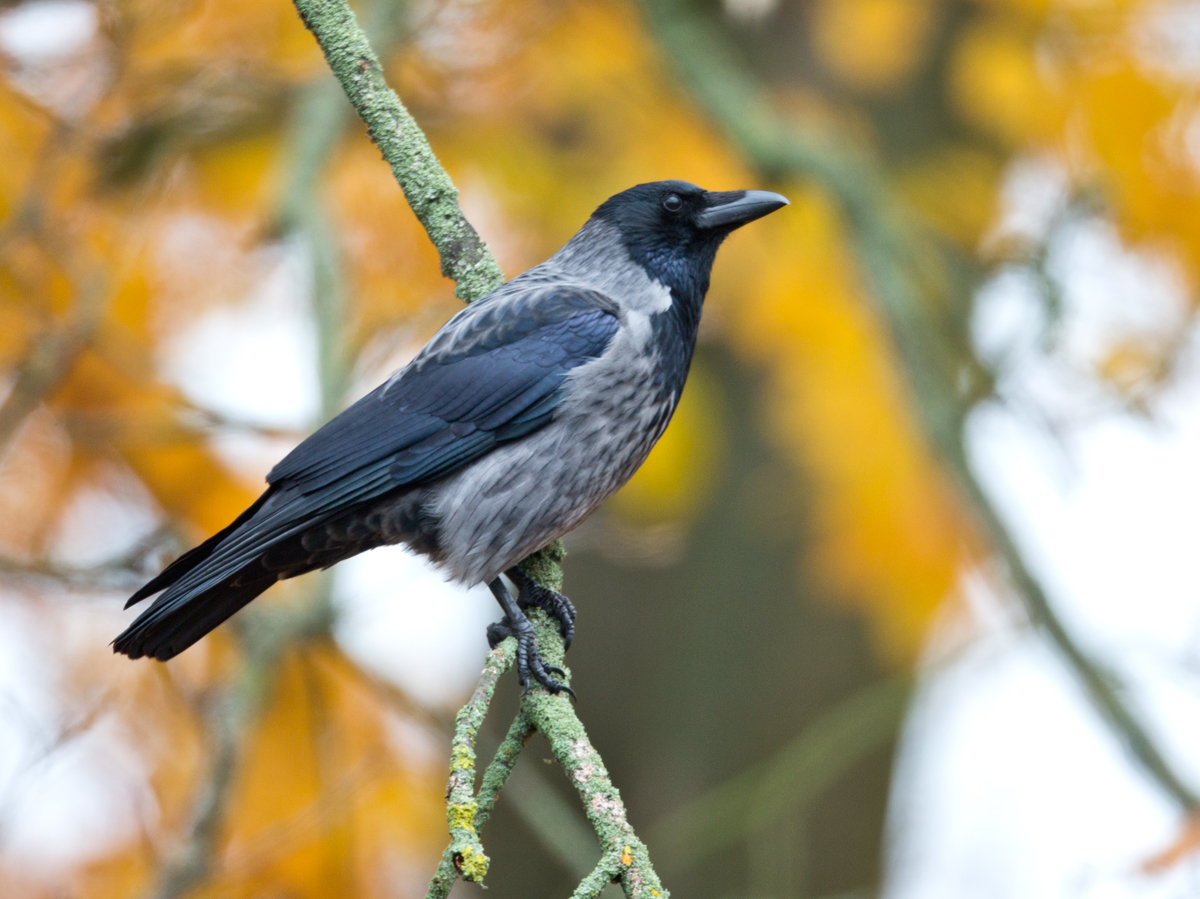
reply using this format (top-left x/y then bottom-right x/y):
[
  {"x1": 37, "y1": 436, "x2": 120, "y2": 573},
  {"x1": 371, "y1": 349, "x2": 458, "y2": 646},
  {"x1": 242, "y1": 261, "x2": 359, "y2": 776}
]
[{"x1": 114, "y1": 180, "x2": 789, "y2": 693}]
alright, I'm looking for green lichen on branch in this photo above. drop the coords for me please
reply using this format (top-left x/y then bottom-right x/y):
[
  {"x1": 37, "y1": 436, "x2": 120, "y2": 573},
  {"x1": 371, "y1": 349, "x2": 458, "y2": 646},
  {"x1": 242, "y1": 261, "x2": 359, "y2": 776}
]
[
  {"x1": 291, "y1": 0, "x2": 504, "y2": 303},
  {"x1": 442, "y1": 641, "x2": 513, "y2": 882},
  {"x1": 571, "y1": 853, "x2": 623, "y2": 899},
  {"x1": 427, "y1": 613, "x2": 669, "y2": 899},
  {"x1": 474, "y1": 707, "x2": 535, "y2": 822},
  {"x1": 291, "y1": 2, "x2": 669, "y2": 896},
  {"x1": 517, "y1": 539, "x2": 568, "y2": 593},
  {"x1": 521, "y1": 613, "x2": 667, "y2": 899},
  {"x1": 425, "y1": 684, "x2": 535, "y2": 898}
]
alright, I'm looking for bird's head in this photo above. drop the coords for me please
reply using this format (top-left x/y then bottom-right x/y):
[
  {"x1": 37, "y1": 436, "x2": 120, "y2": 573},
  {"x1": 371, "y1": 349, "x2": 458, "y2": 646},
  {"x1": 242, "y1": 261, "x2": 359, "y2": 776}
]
[{"x1": 591, "y1": 180, "x2": 789, "y2": 307}]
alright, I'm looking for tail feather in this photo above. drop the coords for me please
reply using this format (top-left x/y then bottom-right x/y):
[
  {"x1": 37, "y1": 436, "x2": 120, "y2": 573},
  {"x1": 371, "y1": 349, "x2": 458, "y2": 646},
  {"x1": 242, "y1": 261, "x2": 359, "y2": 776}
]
[
  {"x1": 125, "y1": 488, "x2": 275, "y2": 609},
  {"x1": 113, "y1": 566, "x2": 279, "y2": 661},
  {"x1": 116, "y1": 485, "x2": 290, "y2": 661},
  {"x1": 116, "y1": 483, "x2": 393, "y2": 661}
]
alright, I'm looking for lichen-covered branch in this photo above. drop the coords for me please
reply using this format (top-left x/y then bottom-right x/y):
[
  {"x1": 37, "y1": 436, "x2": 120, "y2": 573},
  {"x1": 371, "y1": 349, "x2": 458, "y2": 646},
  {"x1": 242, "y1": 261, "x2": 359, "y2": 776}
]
[
  {"x1": 520, "y1": 612, "x2": 667, "y2": 899},
  {"x1": 425, "y1": 649, "x2": 529, "y2": 898},
  {"x1": 571, "y1": 855, "x2": 624, "y2": 899},
  {"x1": 442, "y1": 642, "x2": 515, "y2": 882},
  {"x1": 474, "y1": 707, "x2": 535, "y2": 823},
  {"x1": 291, "y1": 2, "x2": 669, "y2": 895},
  {"x1": 643, "y1": 0, "x2": 1200, "y2": 813},
  {"x1": 425, "y1": 612, "x2": 667, "y2": 899},
  {"x1": 291, "y1": 0, "x2": 504, "y2": 302}
]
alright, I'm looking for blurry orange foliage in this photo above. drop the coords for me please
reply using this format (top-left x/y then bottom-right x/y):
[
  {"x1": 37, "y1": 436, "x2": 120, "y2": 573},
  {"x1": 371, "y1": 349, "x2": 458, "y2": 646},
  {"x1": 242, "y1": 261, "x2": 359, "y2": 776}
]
[{"x1": 1, "y1": 0, "x2": 1198, "y2": 892}]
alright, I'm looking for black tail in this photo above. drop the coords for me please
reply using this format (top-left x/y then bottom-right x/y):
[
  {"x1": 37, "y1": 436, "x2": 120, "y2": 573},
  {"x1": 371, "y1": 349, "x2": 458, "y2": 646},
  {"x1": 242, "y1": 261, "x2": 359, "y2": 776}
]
[
  {"x1": 114, "y1": 484, "x2": 377, "y2": 661},
  {"x1": 113, "y1": 564, "x2": 279, "y2": 661},
  {"x1": 115, "y1": 489, "x2": 279, "y2": 661},
  {"x1": 123, "y1": 490, "x2": 275, "y2": 609}
]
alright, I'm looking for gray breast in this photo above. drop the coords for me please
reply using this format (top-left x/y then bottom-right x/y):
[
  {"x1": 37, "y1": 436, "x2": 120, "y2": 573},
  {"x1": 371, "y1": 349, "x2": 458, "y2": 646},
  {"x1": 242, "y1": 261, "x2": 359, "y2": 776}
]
[
  {"x1": 365, "y1": 222, "x2": 682, "y2": 585},
  {"x1": 417, "y1": 327, "x2": 677, "y2": 585}
]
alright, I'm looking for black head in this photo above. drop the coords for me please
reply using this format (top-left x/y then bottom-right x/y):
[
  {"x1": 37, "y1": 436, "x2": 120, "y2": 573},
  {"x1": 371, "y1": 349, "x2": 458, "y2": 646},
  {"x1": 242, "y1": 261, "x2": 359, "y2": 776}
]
[{"x1": 592, "y1": 180, "x2": 789, "y2": 307}]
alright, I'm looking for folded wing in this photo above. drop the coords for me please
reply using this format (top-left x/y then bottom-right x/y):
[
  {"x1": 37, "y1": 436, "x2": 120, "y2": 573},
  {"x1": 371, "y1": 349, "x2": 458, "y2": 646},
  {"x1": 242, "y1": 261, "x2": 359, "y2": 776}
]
[{"x1": 114, "y1": 286, "x2": 619, "y2": 660}]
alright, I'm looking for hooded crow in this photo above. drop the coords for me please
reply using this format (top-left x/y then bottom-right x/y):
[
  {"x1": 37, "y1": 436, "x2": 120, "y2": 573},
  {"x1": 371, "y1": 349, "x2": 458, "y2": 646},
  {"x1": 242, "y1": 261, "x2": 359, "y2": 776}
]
[{"x1": 114, "y1": 180, "x2": 789, "y2": 693}]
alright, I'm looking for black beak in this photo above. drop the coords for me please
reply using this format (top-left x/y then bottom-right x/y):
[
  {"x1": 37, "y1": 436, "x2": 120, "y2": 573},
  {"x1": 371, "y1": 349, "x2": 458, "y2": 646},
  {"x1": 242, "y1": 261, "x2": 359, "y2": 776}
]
[{"x1": 697, "y1": 190, "x2": 790, "y2": 229}]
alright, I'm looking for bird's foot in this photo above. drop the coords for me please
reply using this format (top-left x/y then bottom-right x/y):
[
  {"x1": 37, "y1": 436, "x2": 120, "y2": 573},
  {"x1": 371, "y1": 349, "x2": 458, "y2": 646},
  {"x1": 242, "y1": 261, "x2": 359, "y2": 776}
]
[
  {"x1": 506, "y1": 566, "x2": 576, "y2": 650},
  {"x1": 486, "y1": 614, "x2": 575, "y2": 698}
]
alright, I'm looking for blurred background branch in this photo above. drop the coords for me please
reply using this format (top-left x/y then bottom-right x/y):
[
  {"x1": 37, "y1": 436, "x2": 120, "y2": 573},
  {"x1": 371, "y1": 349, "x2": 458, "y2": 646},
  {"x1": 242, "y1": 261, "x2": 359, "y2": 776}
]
[{"x1": 648, "y1": 673, "x2": 912, "y2": 873}]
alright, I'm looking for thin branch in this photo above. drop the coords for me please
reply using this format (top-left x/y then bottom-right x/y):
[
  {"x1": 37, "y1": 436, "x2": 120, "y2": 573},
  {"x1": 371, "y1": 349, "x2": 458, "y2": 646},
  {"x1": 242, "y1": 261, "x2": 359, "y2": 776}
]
[
  {"x1": 148, "y1": 686, "x2": 242, "y2": 899},
  {"x1": 291, "y1": 0, "x2": 505, "y2": 304},
  {"x1": 474, "y1": 708, "x2": 536, "y2": 825},
  {"x1": 425, "y1": 646, "x2": 526, "y2": 897},
  {"x1": 355, "y1": 654, "x2": 601, "y2": 881},
  {"x1": 519, "y1": 612, "x2": 667, "y2": 899},
  {"x1": 500, "y1": 739, "x2": 600, "y2": 878},
  {"x1": 425, "y1": 612, "x2": 667, "y2": 899},
  {"x1": 644, "y1": 0, "x2": 1200, "y2": 813},
  {"x1": 0, "y1": 259, "x2": 107, "y2": 461},
  {"x1": 176, "y1": 402, "x2": 306, "y2": 440},
  {"x1": 442, "y1": 641, "x2": 516, "y2": 881},
  {"x1": 143, "y1": 7, "x2": 415, "y2": 889},
  {"x1": 0, "y1": 692, "x2": 110, "y2": 851},
  {"x1": 572, "y1": 853, "x2": 623, "y2": 899},
  {"x1": 149, "y1": 590, "x2": 335, "y2": 899},
  {"x1": 0, "y1": 526, "x2": 175, "y2": 592},
  {"x1": 293, "y1": 4, "x2": 669, "y2": 896}
]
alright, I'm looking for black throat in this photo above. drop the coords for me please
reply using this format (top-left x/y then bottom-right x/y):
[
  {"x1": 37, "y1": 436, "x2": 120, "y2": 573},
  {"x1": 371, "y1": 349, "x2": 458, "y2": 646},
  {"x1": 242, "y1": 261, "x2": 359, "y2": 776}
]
[{"x1": 626, "y1": 237, "x2": 723, "y2": 405}]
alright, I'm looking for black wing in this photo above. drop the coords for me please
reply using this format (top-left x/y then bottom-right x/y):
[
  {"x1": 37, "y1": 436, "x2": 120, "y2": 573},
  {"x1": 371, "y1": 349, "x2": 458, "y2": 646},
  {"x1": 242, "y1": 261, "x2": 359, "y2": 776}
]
[
  {"x1": 267, "y1": 286, "x2": 618, "y2": 493},
  {"x1": 120, "y1": 285, "x2": 620, "y2": 619}
]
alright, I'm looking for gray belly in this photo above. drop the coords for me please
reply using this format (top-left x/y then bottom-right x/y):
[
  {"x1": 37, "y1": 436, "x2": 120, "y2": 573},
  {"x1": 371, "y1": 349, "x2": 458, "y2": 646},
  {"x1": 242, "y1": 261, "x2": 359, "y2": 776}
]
[{"x1": 411, "y1": 370, "x2": 675, "y2": 585}]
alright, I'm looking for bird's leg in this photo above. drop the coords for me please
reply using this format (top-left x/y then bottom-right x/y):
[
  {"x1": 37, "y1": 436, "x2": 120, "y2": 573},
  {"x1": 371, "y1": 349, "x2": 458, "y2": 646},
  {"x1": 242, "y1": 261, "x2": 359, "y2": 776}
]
[
  {"x1": 486, "y1": 578, "x2": 574, "y2": 698},
  {"x1": 505, "y1": 566, "x2": 576, "y2": 650}
]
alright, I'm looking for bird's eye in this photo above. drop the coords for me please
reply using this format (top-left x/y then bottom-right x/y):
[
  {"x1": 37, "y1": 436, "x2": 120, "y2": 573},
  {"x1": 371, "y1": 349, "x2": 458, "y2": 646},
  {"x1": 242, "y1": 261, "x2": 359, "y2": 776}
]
[{"x1": 663, "y1": 194, "x2": 683, "y2": 213}]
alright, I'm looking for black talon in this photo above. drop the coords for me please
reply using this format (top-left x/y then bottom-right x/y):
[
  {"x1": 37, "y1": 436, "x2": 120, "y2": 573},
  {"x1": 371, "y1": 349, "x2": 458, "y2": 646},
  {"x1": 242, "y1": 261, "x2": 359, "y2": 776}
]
[
  {"x1": 487, "y1": 577, "x2": 573, "y2": 696},
  {"x1": 506, "y1": 567, "x2": 577, "y2": 650}
]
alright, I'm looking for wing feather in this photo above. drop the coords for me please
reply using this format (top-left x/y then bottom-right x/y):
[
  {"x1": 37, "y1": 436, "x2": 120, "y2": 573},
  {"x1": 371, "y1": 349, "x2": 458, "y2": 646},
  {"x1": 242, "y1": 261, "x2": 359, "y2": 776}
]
[
  {"x1": 128, "y1": 286, "x2": 619, "y2": 611},
  {"x1": 267, "y1": 290, "x2": 618, "y2": 494}
]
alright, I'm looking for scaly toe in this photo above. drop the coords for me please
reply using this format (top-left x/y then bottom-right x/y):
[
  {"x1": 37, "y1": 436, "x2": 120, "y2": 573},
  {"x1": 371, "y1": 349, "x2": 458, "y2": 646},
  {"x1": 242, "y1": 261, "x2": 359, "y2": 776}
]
[{"x1": 486, "y1": 618, "x2": 515, "y2": 650}]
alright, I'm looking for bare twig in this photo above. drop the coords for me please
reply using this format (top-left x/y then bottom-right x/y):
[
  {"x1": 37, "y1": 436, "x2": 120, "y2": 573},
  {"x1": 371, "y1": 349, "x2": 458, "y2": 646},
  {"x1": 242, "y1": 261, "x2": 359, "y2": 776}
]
[
  {"x1": 149, "y1": 685, "x2": 242, "y2": 899},
  {"x1": 149, "y1": 589, "x2": 335, "y2": 899},
  {"x1": 0, "y1": 259, "x2": 107, "y2": 461},
  {"x1": 0, "y1": 526, "x2": 175, "y2": 592},
  {"x1": 143, "y1": 7, "x2": 415, "y2": 891},
  {"x1": 0, "y1": 692, "x2": 111, "y2": 851},
  {"x1": 644, "y1": 0, "x2": 1200, "y2": 813}
]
